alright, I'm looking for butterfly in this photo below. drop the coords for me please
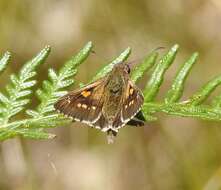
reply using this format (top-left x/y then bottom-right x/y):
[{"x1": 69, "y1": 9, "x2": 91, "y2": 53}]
[{"x1": 54, "y1": 62, "x2": 145, "y2": 144}]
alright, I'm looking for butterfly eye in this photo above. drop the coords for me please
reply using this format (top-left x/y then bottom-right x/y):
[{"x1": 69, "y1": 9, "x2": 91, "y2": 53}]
[{"x1": 124, "y1": 64, "x2": 131, "y2": 74}]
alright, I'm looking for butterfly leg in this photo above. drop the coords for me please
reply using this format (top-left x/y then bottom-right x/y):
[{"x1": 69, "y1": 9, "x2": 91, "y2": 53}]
[{"x1": 106, "y1": 129, "x2": 117, "y2": 144}]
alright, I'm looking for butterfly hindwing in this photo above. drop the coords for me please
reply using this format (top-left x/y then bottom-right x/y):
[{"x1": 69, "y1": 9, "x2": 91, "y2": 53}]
[
  {"x1": 121, "y1": 80, "x2": 144, "y2": 124},
  {"x1": 54, "y1": 79, "x2": 105, "y2": 125},
  {"x1": 93, "y1": 113, "x2": 108, "y2": 130},
  {"x1": 111, "y1": 80, "x2": 144, "y2": 130}
]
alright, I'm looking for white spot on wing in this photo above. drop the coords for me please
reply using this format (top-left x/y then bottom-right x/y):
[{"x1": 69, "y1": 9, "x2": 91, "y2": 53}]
[{"x1": 82, "y1": 104, "x2": 87, "y2": 109}]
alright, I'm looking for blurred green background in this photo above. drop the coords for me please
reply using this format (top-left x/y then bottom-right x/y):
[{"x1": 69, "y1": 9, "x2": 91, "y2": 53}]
[{"x1": 1, "y1": 0, "x2": 221, "y2": 190}]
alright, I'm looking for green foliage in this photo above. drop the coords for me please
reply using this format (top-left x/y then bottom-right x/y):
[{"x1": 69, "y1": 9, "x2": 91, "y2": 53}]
[
  {"x1": 0, "y1": 42, "x2": 221, "y2": 141},
  {"x1": 141, "y1": 45, "x2": 221, "y2": 122},
  {"x1": 0, "y1": 46, "x2": 50, "y2": 125},
  {"x1": 0, "y1": 42, "x2": 94, "y2": 140},
  {"x1": 0, "y1": 51, "x2": 11, "y2": 74}
]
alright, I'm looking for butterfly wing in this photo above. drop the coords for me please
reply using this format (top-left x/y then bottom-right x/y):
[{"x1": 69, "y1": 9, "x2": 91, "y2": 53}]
[
  {"x1": 54, "y1": 79, "x2": 105, "y2": 126},
  {"x1": 114, "y1": 80, "x2": 144, "y2": 129}
]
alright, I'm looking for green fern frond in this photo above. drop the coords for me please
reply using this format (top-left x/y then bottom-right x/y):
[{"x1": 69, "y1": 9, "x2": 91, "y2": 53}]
[
  {"x1": 165, "y1": 52, "x2": 199, "y2": 103},
  {"x1": 20, "y1": 41, "x2": 94, "y2": 134},
  {"x1": 0, "y1": 42, "x2": 93, "y2": 140},
  {"x1": 143, "y1": 44, "x2": 179, "y2": 102},
  {"x1": 131, "y1": 51, "x2": 158, "y2": 83},
  {"x1": 0, "y1": 46, "x2": 50, "y2": 124},
  {"x1": 0, "y1": 51, "x2": 11, "y2": 74},
  {"x1": 141, "y1": 45, "x2": 221, "y2": 121},
  {"x1": 1, "y1": 42, "x2": 221, "y2": 141},
  {"x1": 28, "y1": 41, "x2": 93, "y2": 117}
]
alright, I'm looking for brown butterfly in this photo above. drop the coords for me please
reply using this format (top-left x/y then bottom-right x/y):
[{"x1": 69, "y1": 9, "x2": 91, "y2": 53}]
[{"x1": 54, "y1": 62, "x2": 144, "y2": 143}]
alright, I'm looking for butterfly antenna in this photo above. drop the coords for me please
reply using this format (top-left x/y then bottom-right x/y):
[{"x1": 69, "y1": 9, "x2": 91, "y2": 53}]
[
  {"x1": 91, "y1": 49, "x2": 110, "y2": 64},
  {"x1": 152, "y1": 46, "x2": 165, "y2": 52},
  {"x1": 126, "y1": 46, "x2": 166, "y2": 68}
]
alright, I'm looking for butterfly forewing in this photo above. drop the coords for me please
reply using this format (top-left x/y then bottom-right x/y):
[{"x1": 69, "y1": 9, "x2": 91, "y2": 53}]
[{"x1": 54, "y1": 79, "x2": 105, "y2": 124}]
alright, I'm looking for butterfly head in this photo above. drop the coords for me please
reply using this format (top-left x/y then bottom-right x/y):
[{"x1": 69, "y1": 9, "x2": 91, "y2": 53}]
[
  {"x1": 123, "y1": 63, "x2": 131, "y2": 74},
  {"x1": 105, "y1": 62, "x2": 131, "y2": 95},
  {"x1": 112, "y1": 62, "x2": 131, "y2": 75}
]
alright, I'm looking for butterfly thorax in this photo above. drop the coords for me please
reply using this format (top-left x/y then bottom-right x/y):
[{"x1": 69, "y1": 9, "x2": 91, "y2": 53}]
[{"x1": 102, "y1": 69, "x2": 127, "y2": 122}]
